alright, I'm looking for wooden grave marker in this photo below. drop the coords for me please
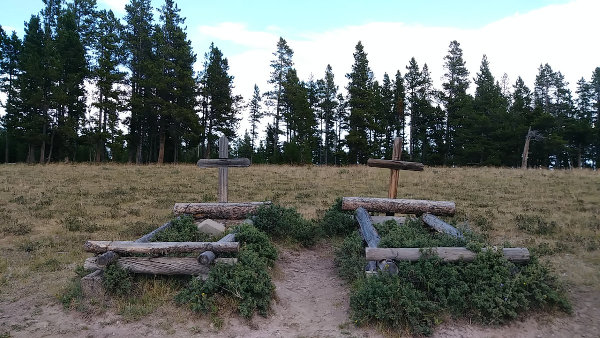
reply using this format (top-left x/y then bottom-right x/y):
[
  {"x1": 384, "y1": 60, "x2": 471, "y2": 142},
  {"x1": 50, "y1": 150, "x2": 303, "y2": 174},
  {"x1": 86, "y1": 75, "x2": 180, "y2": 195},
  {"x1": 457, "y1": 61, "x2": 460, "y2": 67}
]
[
  {"x1": 366, "y1": 137, "x2": 423, "y2": 215},
  {"x1": 197, "y1": 135, "x2": 250, "y2": 203}
]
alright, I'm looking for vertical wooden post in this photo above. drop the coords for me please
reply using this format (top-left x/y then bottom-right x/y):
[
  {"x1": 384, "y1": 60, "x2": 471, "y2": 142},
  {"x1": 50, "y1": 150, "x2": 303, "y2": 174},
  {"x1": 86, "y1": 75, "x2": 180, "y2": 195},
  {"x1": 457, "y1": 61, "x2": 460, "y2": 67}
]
[
  {"x1": 386, "y1": 138, "x2": 402, "y2": 216},
  {"x1": 218, "y1": 136, "x2": 228, "y2": 203}
]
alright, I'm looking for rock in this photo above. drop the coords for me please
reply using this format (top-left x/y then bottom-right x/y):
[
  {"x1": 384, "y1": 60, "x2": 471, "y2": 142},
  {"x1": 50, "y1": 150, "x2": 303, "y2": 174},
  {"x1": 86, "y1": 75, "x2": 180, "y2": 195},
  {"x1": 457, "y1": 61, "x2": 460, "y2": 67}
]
[
  {"x1": 196, "y1": 219, "x2": 226, "y2": 236},
  {"x1": 81, "y1": 270, "x2": 104, "y2": 299}
]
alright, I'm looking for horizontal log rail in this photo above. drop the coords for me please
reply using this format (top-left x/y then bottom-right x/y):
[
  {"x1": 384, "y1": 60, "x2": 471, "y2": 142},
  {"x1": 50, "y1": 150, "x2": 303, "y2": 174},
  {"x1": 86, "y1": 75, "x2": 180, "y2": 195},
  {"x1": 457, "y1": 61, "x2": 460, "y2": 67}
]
[
  {"x1": 365, "y1": 247, "x2": 530, "y2": 263},
  {"x1": 84, "y1": 240, "x2": 239, "y2": 255},
  {"x1": 342, "y1": 197, "x2": 456, "y2": 216},
  {"x1": 173, "y1": 202, "x2": 271, "y2": 219}
]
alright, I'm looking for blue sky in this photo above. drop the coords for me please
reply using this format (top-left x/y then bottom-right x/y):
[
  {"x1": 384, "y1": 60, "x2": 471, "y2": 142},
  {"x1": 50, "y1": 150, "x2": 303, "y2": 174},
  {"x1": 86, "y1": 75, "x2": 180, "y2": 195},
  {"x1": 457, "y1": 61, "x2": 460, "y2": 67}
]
[
  {"x1": 1, "y1": 0, "x2": 599, "y2": 135},
  {"x1": 1, "y1": 0, "x2": 572, "y2": 35}
]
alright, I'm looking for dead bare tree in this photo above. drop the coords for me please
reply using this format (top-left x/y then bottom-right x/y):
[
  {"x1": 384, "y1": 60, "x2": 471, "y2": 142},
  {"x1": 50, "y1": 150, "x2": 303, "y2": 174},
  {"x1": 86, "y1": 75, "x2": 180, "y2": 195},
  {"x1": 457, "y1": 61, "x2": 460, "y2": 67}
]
[{"x1": 521, "y1": 127, "x2": 545, "y2": 169}]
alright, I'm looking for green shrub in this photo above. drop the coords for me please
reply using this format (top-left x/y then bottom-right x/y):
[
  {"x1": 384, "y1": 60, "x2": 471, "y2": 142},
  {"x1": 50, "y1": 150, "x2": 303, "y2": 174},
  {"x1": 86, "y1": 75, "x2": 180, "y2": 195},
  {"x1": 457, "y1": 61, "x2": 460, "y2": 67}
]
[
  {"x1": 176, "y1": 225, "x2": 276, "y2": 319},
  {"x1": 321, "y1": 198, "x2": 356, "y2": 237},
  {"x1": 339, "y1": 214, "x2": 571, "y2": 335},
  {"x1": 252, "y1": 204, "x2": 320, "y2": 246},
  {"x1": 103, "y1": 264, "x2": 132, "y2": 296},
  {"x1": 376, "y1": 218, "x2": 466, "y2": 248},
  {"x1": 234, "y1": 223, "x2": 278, "y2": 266},
  {"x1": 334, "y1": 232, "x2": 366, "y2": 282},
  {"x1": 351, "y1": 274, "x2": 439, "y2": 336},
  {"x1": 153, "y1": 215, "x2": 210, "y2": 242}
]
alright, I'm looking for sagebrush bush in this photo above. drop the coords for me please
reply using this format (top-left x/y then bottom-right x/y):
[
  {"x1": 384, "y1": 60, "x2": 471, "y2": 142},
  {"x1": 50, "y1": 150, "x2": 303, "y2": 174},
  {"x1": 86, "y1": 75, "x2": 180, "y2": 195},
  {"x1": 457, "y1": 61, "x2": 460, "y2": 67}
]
[
  {"x1": 153, "y1": 215, "x2": 210, "y2": 242},
  {"x1": 334, "y1": 213, "x2": 572, "y2": 335},
  {"x1": 320, "y1": 198, "x2": 356, "y2": 237},
  {"x1": 233, "y1": 223, "x2": 278, "y2": 266},
  {"x1": 103, "y1": 263, "x2": 132, "y2": 296},
  {"x1": 252, "y1": 204, "x2": 320, "y2": 246},
  {"x1": 176, "y1": 224, "x2": 277, "y2": 319},
  {"x1": 334, "y1": 232, "x2": 366, "y2": 282}
]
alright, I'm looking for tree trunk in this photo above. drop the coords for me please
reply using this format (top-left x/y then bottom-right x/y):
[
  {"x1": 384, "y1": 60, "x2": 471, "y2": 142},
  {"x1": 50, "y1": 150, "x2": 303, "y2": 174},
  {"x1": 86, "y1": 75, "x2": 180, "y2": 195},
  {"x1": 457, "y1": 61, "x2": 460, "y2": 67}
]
[
  {"x1": 85, "y1": 256, "x2": 211, "y2": 276},
  {"x1": 4, "y1": 132, "x2": 8, "y2": 163},
  {"x1": 355, "y1": 207, "x2": 398, "y2": 274},
  {"x1": 342, "y1": 197, "x2": 456, "y2": 216},
  {"x1": 365, "y1": 247, "x2": 530, "y2": 263},
  {"x1": 27, "y1": 144, "x2": 34, "y2": 163},
  {"x1": 173, "y1": 202, "x2": 271, "y2": 220},
  {"x1": 158, "y1": 130, "x2": 165, "y2": 164},
  {"x1": 46, "y1": 129, "x2": 55, "y2": 165},
  {"x1": 83, "y1": 240, "x2": 240, "y2": 255},
  {"x1": 521, "y1": 126, "x2": 531, "y2": 169},
  {"x1": 39, "y1": 122, "x2": 46, "y2": 164},
  {"x1": 421, "y1": 213, "x2": 463, "y2": 239}
]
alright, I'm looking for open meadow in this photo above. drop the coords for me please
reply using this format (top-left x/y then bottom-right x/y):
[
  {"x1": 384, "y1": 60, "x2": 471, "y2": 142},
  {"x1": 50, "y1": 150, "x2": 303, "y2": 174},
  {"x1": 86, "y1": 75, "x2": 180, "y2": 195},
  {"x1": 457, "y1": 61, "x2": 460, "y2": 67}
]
[{"x1": 0, "y1": 163, "x2": 599, "y2": 337}]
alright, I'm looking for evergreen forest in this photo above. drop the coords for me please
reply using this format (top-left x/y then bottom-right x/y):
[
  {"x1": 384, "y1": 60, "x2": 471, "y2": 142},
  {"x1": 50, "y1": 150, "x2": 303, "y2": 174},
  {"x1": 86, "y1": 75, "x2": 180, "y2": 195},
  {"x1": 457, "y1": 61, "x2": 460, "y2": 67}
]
[{"x1": 1, "y1": 0, "x2": 599, "y2": 168}]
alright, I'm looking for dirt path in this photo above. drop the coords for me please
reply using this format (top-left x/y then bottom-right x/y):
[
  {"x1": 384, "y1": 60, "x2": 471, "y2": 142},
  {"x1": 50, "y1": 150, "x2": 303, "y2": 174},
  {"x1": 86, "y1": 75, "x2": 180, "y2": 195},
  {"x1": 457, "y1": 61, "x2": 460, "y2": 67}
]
[{"x1": 214, "y1": 244, "x2": 381, "y2": 337}]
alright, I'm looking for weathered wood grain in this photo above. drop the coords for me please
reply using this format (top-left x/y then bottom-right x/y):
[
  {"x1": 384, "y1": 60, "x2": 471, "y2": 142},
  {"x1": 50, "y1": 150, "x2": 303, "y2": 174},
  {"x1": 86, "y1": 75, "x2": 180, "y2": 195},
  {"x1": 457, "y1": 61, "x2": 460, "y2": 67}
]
[
  {"x1": 365, "y1": 247, "x2": 530, "y2": 262},
  {"x1": 85, "y1": 256, "x2": 211, "y2": 276},
  {"x1": 83, "y1": 240, "x2": 239, "y2": 254},
  {"x1": 173, "y1": 202, "x2": 271, "y2": 219},
  {"x1": 342, "y1": 197, "x2": 455, "y2": 216},
  {"x1": 367, "y1": 159, "x2": 424, "y2": 171},
  {"x1": 355, "y1": 207, "x2": 398, "y2": 274},
  {"x1": 196, "y1": 158, "x2": 251, "y2": 168},
  {"x1": 421, "y1": 213, "x2": 463, "y2": 239}
]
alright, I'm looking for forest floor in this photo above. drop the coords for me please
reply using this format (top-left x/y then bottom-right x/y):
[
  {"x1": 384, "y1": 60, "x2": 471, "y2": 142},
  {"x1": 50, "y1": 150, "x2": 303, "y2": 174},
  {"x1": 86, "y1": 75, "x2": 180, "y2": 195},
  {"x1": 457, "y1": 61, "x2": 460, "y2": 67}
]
[{"x1": 0, "y1": 164, "x2": 599, "y2": 337}]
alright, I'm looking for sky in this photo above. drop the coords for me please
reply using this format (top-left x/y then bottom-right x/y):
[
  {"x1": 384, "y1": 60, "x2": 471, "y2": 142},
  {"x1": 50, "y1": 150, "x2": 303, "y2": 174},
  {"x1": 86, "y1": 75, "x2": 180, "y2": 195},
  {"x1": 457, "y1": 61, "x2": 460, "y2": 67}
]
[{"x1": 2, "y1": 0, "x2": 600, "y2": 135}]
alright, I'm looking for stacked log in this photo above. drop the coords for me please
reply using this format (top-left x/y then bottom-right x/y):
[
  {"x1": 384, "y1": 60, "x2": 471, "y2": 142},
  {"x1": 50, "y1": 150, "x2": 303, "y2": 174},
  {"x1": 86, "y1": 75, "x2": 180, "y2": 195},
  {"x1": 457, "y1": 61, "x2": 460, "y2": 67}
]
[
  {"x1": 355, "y1": 207, "x2": 398, "y2": 274},
  {"x1": 173, "y1": 202, "x2": 271, "y2": 219},
  {"x1": 342, "y1": 197, "x2": 455, "y2": 216}
]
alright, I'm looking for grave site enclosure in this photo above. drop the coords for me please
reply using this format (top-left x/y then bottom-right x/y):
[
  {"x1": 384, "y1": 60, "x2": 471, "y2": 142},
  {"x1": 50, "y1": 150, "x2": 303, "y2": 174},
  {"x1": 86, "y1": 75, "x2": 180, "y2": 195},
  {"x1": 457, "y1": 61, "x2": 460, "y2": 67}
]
[{"x1": 70, "y1": 136, "x2": 575, "y2": 337}]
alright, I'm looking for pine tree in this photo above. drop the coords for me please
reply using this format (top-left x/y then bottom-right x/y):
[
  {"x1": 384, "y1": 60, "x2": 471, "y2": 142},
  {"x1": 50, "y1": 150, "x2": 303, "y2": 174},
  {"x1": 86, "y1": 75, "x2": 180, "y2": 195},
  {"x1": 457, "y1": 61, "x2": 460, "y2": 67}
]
[
  {"x1": 441, "y1": 40, "x2": 471, "y2": 165},
  {"x1": 510, "y1": 77, "x2": 533, "y2": 167},
  {"x1": 154, "y1": 0, "x2": 198, "y2": 163},
  {"x1": 248, "y1": 84, "x2": 265, "y2": 154},
  {"x1": 52, "y1": 8, "x2": 87, "y2": 162},
  {"x1": 391, "y1": 70, "x2": 406, "y2": 154},
  {"x1": 19, "y1": 15, "x2": 53, "y2": 163},
  {"x1": 472, "y1": 55, "x2": 509, "y2": 165},
  {"x1": 281, "y1": 69, "x2": 317, "y2": 163},
  {"x1": 319, "y1": 64, "x2": 338, "y2": 165},
  {"x1": 91, "y1": 9, "x2": 125, "y2": 162},
  {"x1": 591, "y1": 67, "x2": 600, "y2": 167},
  {"x1": 124, "y1": 0, "x2": 154, "y2": 163},
  {"x1": 267, "y1": 37, "x2": 293, "y2": 159},
  {"x1": 346, "y1": 41, "x2": 372, "y2": 164},
  {"x1": 334, "y1": 93, "x2": 348, "y2": 164},
  {"x1": 199, "y1": 43, "x2": 238, "y2": 158},
  {"x1": 0, "y1": 28, "x2": 22, "y2": 163}
]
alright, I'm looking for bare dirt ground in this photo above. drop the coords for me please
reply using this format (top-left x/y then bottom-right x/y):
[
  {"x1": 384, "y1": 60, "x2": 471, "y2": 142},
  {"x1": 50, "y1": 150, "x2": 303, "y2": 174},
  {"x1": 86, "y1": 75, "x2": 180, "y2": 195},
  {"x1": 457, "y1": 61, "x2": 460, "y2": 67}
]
[
  {"x1": 0, "y1": 245, "x2": 381, "y2": 338},
  {"x1": 1, "y1": 245, "x2": 599, "y2": 337}
]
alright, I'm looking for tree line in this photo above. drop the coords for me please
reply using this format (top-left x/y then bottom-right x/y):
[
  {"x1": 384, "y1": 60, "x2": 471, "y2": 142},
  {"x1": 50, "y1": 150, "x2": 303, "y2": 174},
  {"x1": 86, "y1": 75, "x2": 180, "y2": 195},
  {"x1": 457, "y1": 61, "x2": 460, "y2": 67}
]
[{"x1": 1, "y1": 0, "x2": 599, "y2": 168}]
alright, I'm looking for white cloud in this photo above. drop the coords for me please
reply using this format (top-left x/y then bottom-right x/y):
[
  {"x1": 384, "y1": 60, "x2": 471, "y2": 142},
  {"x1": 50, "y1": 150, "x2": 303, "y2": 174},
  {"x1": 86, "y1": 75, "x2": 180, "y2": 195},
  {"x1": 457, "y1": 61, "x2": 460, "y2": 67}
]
[
  {"x1": 197, "y1": 0, "x2": 600, "y2": 131},
  {"x1": 99, "y1": 0, "x2": 128, "y2": 14}
]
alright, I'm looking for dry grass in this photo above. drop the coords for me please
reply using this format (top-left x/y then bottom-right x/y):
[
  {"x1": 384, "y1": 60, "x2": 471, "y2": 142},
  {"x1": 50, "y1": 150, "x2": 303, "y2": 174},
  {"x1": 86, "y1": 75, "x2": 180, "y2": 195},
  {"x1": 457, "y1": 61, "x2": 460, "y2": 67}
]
[{"x1": 0, "y1": 163, "x2": 598, "y2": 313}]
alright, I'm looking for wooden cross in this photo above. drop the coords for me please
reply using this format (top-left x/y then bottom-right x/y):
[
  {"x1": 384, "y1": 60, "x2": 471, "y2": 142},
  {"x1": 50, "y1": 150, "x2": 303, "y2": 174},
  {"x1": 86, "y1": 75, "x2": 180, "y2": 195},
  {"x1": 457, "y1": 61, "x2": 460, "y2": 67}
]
[
  {"x1": 197, "y1": 136, "x2": 250, "y2": 203},
  {"x1": 366, "y1": 137, "x2": 424, "y2": 214}
]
